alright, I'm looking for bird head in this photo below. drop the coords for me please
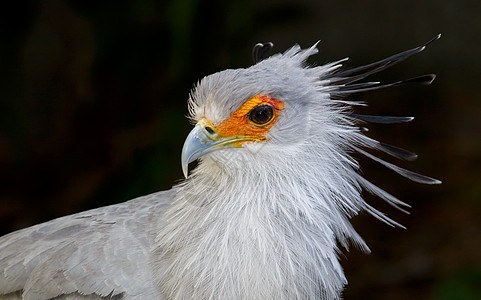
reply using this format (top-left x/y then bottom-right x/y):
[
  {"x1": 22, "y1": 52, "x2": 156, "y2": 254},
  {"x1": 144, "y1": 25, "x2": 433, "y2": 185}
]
[{"x1": 181, "y1": 43, "x2": 345, "y2": 178}]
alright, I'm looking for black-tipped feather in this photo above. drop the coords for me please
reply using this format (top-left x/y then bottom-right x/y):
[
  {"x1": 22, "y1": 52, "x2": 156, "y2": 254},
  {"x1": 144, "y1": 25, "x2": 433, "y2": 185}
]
[
  {"x1": 376, "y1": 142, "x2": 418, "y2": 161},
  {"x1": 399, "y1": 74, "x2": 436, "y2": 85},
  {"x1": 355, "y1": 147, "x2": 442, "y2": 184},
  {"x1": 348, "y1": 114, "x2": 414, "y2": 124},
  {"x1": 357, "y1": 135, "x2": 418, "y2": 161},
  {"x1": 252, "y1": 42, "x2": 274, "y2": 64},
  {"x1": 332, "y1": 34, "x2": 441, "y2": 85},
  {"x1": 356, "y1": 175, "x2": 411, "y2": 214},
  {"x1": 335, "y1": 74, "x2": 436, "y2": 94}
]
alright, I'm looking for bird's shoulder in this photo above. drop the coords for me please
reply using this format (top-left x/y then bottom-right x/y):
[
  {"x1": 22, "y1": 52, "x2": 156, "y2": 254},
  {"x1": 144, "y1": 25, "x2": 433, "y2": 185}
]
[{"x1": 0, "y1": 190, "x2": 173, "y2": 300}]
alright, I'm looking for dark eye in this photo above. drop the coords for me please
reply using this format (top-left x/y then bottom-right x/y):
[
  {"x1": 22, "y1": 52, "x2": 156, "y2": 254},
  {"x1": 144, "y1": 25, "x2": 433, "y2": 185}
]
[{"x1": 248, "y1": 104, "x2": 275, "y2": 126}]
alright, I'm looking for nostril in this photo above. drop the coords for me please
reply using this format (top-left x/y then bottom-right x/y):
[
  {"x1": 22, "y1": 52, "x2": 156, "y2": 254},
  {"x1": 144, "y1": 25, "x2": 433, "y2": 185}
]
[{"x1": 205, "y1": 126, "x2": 215, "y2": 135}]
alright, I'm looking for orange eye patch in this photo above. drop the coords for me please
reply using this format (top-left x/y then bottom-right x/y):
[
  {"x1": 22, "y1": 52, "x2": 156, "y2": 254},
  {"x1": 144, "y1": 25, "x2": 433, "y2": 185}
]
[{"x1": 215, "y1": 95, "x2": 284, "y2": 141}]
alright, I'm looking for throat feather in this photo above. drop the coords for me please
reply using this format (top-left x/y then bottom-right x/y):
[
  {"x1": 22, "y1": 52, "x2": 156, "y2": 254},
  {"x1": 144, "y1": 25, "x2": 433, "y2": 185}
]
[{"x1": 151, "y1": 163, "x2": 351, "y2": 299}]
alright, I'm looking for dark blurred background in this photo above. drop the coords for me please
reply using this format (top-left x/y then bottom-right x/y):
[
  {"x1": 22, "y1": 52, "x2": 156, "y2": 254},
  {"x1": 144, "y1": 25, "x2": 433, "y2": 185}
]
[{"x1": 0, "y1": 0, "x2": 479, "y2": 299}]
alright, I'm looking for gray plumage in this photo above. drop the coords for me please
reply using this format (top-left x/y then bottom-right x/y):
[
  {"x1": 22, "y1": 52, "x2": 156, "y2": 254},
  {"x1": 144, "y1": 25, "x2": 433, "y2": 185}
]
[
  {"x1": 1, "y1": 36, "x2": 440, "y2": 299},
  {"x1": 1, "y1": 192, "x2": 171, "y2": 299}
]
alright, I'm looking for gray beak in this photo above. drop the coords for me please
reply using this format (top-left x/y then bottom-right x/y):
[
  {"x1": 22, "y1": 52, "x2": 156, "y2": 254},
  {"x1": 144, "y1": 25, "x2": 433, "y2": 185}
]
[
  {"x1": 181, "y1": 119, "x2": 249, "y2": 178},
  {"x1": 181, "y1": 122, "x2": 215, "y2": 178}
]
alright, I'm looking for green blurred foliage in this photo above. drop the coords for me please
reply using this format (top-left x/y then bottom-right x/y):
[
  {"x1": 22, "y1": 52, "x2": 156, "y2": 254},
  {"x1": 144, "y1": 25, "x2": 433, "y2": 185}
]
[
  {"x1": 0, "y1": 0, "x2": 480, "y2": 299},
  {"x1": 434, "y1": 266, "x2": 481, "y2": 300}
]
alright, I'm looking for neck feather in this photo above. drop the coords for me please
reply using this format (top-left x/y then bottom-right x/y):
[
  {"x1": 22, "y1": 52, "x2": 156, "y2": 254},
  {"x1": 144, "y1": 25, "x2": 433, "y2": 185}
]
[{"x1": 151, "y1": 144, "x2": 367, "y2": 299}]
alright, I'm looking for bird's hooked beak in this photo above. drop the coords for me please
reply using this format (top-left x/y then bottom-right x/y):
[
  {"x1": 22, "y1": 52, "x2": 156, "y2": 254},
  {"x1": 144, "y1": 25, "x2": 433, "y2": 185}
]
[{"x1": 181, "y1": 118, "x2": 263, "y2": 178}]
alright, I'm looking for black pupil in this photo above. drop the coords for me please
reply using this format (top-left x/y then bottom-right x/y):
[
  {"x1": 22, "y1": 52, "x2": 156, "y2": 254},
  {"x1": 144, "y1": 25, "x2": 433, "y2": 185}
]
[
  {"x1": 249, "y1": 105, "x2": 274, "y2": 125},
  {"x1": 205, "y1": 126, "x2": 215, "y2": 135}
]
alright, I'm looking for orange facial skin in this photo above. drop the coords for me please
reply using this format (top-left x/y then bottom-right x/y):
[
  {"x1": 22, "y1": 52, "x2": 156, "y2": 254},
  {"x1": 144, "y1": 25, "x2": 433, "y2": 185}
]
[{"x1": 215, "y1": 95, "x2": 284, "y2": 144}]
